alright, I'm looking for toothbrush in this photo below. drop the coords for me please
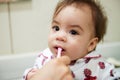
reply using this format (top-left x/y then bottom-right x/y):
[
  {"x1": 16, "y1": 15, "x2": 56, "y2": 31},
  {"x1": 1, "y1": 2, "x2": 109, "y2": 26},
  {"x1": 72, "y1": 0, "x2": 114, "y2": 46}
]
[{"x1": 57, "y1": 48, "x2": 62, "y2": 58}]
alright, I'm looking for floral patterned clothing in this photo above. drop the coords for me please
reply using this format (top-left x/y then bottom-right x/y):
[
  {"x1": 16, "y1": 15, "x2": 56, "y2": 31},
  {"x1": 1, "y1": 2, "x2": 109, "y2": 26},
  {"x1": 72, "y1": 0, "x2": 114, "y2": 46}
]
[{"x1": 23, "y1": 48, "x2": 120, "y2": 80}]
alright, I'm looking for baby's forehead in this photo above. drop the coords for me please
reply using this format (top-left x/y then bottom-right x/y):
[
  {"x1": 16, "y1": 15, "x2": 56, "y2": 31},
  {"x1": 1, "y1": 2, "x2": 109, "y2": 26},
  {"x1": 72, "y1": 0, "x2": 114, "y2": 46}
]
[
  {"x1": 68, "y1": 2, "x2": 92, "y2": 11},
  {"x1": 53, "y1": 5, "x2": 94, "y2": 25}
]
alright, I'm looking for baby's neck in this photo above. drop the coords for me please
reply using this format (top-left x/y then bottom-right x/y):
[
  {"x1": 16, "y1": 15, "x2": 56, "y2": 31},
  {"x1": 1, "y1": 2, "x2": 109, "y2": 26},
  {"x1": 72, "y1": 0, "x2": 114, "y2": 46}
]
[{"x1": 70, "y1": 60, "x2": 77, "y2": 65}]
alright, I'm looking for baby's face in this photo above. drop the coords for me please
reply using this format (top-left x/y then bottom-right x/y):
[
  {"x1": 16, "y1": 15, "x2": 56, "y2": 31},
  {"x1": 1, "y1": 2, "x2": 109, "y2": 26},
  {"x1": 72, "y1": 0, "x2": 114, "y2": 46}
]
[{"x1": 48, "y1": 4, "x2": 97, "y2": 60}]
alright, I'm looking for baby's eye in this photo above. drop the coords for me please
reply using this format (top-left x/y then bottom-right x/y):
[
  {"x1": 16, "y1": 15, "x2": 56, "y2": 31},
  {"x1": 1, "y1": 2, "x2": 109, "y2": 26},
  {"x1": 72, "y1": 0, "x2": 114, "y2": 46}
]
[
  {"x1": 52, "y1": 26, "x2": 60, "y2": 31},
  {"x1": 69, "y1": 30, "x2": 79, "y2": 35}
]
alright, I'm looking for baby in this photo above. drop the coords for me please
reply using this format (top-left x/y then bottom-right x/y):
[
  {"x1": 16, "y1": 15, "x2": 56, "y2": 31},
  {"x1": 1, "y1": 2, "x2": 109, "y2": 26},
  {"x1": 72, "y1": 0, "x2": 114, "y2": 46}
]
[{"x1": 23, "y1": 0, "x2": 119, "y2": 80}]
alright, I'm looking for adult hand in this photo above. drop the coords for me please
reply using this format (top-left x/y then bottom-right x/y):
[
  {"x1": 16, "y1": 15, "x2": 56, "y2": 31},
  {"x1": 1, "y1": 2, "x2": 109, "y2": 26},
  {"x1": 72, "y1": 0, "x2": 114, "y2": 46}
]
[{"x1": 28, "y1": 56, "x2": 73, "y2": 80}]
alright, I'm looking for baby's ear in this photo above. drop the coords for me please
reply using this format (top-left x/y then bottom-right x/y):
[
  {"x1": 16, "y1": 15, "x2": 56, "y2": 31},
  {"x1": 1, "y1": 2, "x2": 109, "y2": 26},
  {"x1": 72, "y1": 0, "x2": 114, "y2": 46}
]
[{"x1": 88, "y1": 37, "x2": 98, "y2": 52}]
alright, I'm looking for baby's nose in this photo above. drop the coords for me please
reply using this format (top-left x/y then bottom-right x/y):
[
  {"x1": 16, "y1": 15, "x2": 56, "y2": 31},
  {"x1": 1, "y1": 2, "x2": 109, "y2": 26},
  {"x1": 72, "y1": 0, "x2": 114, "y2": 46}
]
[{"x1": 56, "y1": 31, "x2": 67, "y2": 42}]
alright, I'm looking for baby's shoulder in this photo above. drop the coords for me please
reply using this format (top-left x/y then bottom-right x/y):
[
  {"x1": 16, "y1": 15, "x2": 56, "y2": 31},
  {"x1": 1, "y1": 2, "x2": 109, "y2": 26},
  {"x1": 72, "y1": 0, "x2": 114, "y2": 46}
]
[{"x1": 37, "y1": 48, "x2": 53, "y2": 57}]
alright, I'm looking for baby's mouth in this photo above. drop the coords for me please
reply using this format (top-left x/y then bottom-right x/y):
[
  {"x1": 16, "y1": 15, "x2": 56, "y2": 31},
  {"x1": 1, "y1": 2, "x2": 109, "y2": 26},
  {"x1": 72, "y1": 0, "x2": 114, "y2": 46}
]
[{"x1": 55, "y1": 47, "x2": 65, "y2": 52}]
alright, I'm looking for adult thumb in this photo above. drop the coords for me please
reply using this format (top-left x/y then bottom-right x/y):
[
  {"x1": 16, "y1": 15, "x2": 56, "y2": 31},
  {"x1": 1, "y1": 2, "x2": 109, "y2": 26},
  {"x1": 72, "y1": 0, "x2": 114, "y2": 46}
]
[{"x1": 58, "y1": 56, "x2": 71, "y2": 65}]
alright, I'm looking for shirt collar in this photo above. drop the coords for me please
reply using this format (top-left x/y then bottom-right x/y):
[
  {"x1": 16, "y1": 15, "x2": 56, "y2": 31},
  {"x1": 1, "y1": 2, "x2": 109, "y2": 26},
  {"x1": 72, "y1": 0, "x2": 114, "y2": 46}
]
[
  {"x1": 76, "y1": 51, "x2": 101, "y2": 63},
  {"x1": 84, "y1": 50, "x2": 101, "y2": 59}
]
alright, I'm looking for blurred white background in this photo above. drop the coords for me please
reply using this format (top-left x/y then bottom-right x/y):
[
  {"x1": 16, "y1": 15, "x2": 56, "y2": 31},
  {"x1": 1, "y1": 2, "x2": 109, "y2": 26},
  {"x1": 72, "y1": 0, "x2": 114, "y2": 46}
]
[{"x1": 0, "y1": 0, "x2": 120, "y2": 55}]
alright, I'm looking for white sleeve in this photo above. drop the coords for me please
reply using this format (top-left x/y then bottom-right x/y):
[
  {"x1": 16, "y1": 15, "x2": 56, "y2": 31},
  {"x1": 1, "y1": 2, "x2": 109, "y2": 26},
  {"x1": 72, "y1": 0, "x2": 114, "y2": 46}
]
[
  {"x1": 22, "y1": 68, "x2": 32, "y2": 80},
  {"x1": 22, "y1": 48, "x2": 53, "y2": 80}
]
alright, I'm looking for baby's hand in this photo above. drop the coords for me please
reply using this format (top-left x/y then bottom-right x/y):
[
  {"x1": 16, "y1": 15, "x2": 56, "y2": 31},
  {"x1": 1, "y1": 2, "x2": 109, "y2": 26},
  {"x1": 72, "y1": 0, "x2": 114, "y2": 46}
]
[{"x1": 26, "y1": 68, "x2": 38, "y2": 80}]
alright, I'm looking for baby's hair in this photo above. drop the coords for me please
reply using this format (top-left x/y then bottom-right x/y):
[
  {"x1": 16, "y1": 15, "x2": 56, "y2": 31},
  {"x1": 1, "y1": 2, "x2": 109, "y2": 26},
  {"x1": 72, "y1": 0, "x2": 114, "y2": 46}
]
[{"x1": 53, "y1": 0, "x2": 107, "y2": 42}]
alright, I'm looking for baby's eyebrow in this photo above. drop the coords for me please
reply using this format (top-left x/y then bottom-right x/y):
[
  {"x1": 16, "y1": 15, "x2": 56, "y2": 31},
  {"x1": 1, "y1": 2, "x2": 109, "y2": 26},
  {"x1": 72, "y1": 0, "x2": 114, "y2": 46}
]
[
  {"x1": 70, "y1": 25, "x2": 83, "y2": 32},
  {"x1": 52, "y1": 20, "x2": 59, "y2": 25},
  {"x1": 52, "y1": 20, "x2": 83, "y2": 32}
]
